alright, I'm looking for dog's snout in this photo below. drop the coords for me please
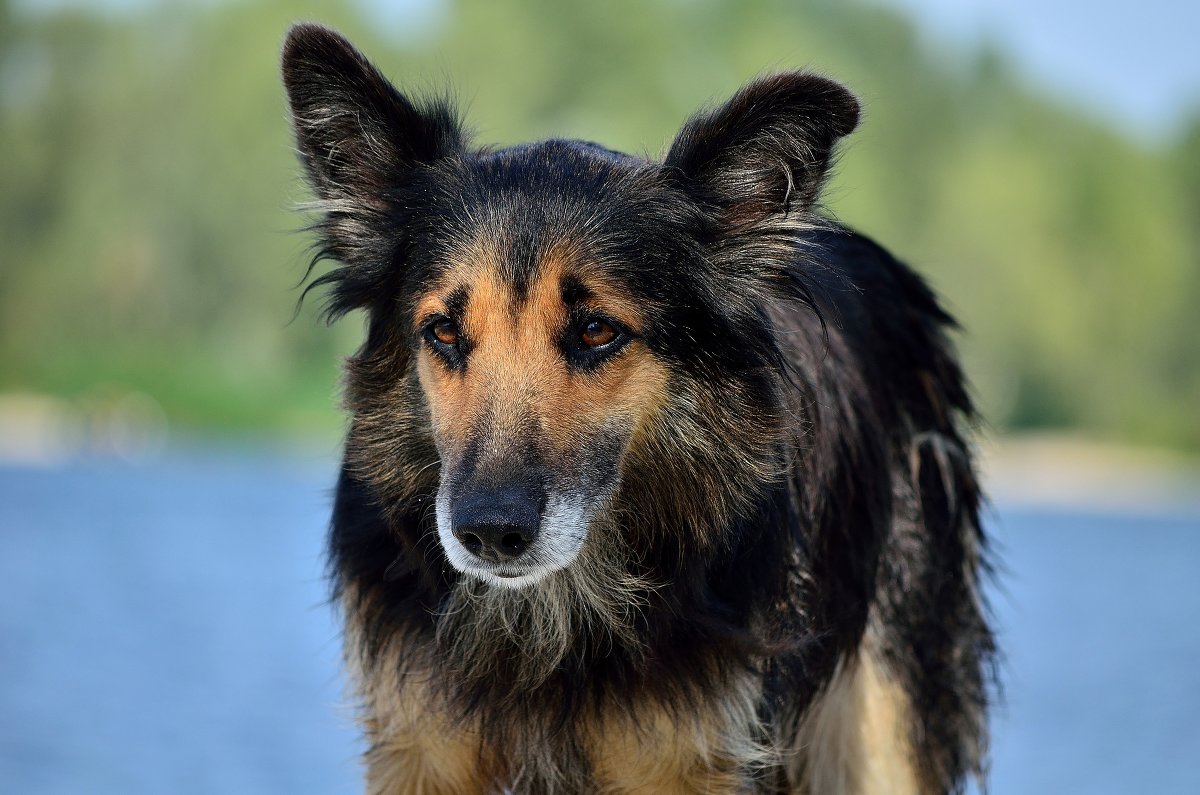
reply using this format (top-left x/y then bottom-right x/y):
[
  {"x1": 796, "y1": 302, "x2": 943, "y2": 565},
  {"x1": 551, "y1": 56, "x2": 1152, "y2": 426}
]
[{"x1": 451, "y1": 486, "x2": 542, "y2": 563}]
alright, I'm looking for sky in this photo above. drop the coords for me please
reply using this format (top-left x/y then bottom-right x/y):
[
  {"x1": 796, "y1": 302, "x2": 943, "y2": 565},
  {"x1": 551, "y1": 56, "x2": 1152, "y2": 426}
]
[{"x1": 877, "y1": 0, "x2": 1200, "y2": 140}]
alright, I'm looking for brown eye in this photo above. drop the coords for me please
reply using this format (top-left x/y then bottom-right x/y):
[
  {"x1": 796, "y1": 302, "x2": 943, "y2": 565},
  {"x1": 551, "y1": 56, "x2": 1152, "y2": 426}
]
[
  {"x1": 580, "y1": 319, "x2": 617, "y2": 348},
  {"x1": 431, "y1": 318, "x2": 459, "y2": 346}
]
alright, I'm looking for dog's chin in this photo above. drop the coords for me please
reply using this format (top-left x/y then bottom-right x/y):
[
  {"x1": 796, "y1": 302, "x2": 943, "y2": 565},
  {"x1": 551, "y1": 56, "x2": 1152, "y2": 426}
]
[
  {"x1": 456, "y1": 562, "x2": 567, "y2": 590},
  {"x1": 441, "y1": 534, "x2": 587, "y2": 589}
]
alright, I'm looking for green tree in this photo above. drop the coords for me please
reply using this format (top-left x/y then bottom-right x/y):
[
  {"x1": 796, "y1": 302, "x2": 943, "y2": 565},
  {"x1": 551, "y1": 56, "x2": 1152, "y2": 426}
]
[{"x1": 0, "y1": 0, "x2": 1196, "y2": 447}]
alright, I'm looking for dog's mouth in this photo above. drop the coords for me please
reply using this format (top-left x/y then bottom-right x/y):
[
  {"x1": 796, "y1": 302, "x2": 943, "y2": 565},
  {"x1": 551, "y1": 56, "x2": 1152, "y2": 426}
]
[{"x1": 456, "y1": 561, "x2": 569, "y2": 590}]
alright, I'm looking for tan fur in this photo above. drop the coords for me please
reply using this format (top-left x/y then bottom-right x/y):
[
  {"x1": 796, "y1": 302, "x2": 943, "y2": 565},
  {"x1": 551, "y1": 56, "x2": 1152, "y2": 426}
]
[
  {"x1": 348, "y1": 580, "x2": 784, "y2": 794},
  {"x1": 344, "y1": 591, "x2": 493, "y2": 795},
  {"x1": 414, "y1": 239, "x2": 669, "y2": 470},
  {"x1": 362, "y1": 718, "x2": 487, "y2": 795},
  {"x1": 589, "y1": 671, "x2": 769, "y2": 794},
  {"x1": 789, "y1": 640, "x2": 923, "y2": 795},
  {"x1": 350, "y1": 579, "x2": 928, "y2": 795}
]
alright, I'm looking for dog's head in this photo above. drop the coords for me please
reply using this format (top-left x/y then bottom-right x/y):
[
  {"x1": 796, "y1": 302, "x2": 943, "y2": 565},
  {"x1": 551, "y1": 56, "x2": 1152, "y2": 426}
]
[{"x1": 283, "y1": 24, "x2": 857, "y2": 589}]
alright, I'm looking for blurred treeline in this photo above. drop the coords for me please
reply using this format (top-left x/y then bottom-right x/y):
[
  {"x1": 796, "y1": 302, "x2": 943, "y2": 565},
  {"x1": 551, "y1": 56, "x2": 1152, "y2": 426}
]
[{"x1": 1, "y1": 0, "x2": 1198, "y2": 448}]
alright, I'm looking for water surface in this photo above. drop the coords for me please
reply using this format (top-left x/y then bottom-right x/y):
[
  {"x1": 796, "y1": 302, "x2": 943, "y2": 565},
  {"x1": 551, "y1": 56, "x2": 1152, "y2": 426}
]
[{"x1": 2, "y1": 447, "x2": 1197, "y2": 793}]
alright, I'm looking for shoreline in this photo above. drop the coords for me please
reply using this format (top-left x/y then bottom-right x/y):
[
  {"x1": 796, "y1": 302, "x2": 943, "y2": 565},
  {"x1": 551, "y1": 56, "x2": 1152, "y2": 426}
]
[
  {"x1": 2, "y1": 390, "x2": 1197, "y2": 514},
  {"x1": 978, "y1": 433, "x2": 1200, "y2": 515}
]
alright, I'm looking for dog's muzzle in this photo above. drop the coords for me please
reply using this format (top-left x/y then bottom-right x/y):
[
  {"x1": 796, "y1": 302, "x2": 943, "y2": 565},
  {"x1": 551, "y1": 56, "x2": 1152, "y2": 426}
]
[{"x1": 435, "y1": 479, "x2": 594, "y2": 588}]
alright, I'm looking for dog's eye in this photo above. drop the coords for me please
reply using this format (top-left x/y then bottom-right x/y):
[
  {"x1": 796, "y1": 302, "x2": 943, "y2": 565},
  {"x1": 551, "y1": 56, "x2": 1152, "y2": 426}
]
[
  {"x1": 580, "y1": 319, "x2": 617, "y2": 348},
  {"x1": 564, "y1": 314, "x2": 631, "y2": 369},
  {"x1": 430, "y1": 318, "x2": 460, "y2": 347}
]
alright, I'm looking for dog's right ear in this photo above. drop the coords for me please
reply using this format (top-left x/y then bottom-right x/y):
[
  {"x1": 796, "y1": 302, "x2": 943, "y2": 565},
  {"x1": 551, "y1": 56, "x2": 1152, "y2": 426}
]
[
  {"x1": 282, "y1": 23, "x2": 461, "y2": 201},
  {"x1": 282, "y1": 24, "x2": 462, "y2": 317}
]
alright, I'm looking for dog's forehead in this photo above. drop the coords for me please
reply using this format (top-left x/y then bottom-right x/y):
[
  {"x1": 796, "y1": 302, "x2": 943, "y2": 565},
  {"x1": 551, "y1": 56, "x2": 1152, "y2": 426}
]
[
  {"x1": 466, "y1": 140, "x2": 643, "y2": 227},
  {"x1": 476, "y1": 139, "x2": 636, "y2": 176},
  {"x1": 423, "y1": 141, "x2": 649, "y2": 305}
]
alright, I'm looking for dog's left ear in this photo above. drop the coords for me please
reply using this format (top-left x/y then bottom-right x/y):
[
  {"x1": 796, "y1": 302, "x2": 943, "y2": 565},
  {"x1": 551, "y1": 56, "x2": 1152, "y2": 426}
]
[{"x1": 664, "y1": 73, "x2": 859, "y2": 226}]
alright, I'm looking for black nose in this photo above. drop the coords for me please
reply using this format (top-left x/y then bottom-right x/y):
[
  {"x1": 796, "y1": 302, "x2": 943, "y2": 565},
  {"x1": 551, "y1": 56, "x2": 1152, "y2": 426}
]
[
  {"x1": 453, "y1": 522, "x2": 536, "y2": 562},
  {"x1": 451, "y1": 486, "x2": 541, "y2": 563}
]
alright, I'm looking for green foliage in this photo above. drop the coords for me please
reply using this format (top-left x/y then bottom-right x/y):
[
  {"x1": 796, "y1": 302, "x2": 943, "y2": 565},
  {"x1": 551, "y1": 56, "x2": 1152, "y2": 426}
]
[{"x1": 1, "y1": 0, "x2": 1197, "y2": 447}]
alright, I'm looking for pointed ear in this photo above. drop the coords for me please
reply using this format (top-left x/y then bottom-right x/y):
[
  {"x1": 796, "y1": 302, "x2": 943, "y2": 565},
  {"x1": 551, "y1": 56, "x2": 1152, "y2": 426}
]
[
  {"x1": 281, "y1": 23, "x2": 461, "y2": 201},
  {"x1": 281, "y1": 24, "x2": 463, "y2": 319},
  {"x1": 664, "y1": 73, "x2": 859, "y2": 226}
]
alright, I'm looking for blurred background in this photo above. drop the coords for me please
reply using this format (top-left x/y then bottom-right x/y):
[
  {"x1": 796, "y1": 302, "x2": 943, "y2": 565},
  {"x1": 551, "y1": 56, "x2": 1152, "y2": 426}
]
[{"x1": 1, "y1": 0, "x2": 1197, "y2": 792}]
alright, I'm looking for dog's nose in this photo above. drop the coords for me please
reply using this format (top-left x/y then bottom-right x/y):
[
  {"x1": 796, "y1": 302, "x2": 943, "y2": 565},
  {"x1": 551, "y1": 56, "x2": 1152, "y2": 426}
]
[
  {"x1": 453, "y1": 521, "x2": 537, "y2": 562},
  {"x1": 451, "y1": 486, "x2": 541, "y2": 563}
]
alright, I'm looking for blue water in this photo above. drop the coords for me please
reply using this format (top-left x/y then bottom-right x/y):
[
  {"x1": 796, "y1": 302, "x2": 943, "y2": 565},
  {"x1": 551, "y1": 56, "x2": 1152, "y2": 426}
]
[{"x1": 2, "y1": 446, "x2": 1198, "y2": 793}]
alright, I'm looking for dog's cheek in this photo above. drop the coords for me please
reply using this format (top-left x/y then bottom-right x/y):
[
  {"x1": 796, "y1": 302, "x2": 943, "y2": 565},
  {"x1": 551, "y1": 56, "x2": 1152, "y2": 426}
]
[
  {"x1": 578, "y1": 422, "x2": 629, "y2": 501},
  {"x1": 413, "y1": 350, "x2": 470, "y2": 460},
  {"x1": 558, "y1": 344, "x2": 672, "y2": 481}
]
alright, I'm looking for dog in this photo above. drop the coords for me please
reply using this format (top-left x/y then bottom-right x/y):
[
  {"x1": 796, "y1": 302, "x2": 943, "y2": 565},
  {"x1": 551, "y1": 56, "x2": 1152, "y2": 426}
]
[{"x1": 282, "y1": 22, "x2": 995, "y2": 794}]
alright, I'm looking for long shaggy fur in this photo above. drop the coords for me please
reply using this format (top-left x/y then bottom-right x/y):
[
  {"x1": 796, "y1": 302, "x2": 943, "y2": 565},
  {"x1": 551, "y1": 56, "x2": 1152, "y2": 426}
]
[{"x1": 283, "y1": 22, "x2": 996, "y2": 795}]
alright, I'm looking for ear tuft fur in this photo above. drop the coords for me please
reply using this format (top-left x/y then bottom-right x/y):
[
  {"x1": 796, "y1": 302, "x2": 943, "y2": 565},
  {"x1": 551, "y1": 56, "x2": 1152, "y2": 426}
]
[
  {"x1": 664, "y1": 73, "x2": 859, "y2": 226},
  {"x1": 282, "y1": 23, "x2": 462, "y2": 196},
  {"x1": 281, "y1": 23, "x2": 464, "y2": 320}
]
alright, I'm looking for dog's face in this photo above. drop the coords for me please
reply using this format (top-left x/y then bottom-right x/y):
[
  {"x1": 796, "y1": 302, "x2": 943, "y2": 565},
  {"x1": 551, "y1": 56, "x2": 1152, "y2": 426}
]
[
  {"x1": 282, "y1": 24, "x2": 858, "y2": 588},
  {"x1": 414, "y1": 207, "x2": 671, "y2": 586}
]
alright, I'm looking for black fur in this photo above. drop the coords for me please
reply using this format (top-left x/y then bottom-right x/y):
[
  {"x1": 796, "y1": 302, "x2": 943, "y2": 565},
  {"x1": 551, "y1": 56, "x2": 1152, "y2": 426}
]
[{"x1": 284, "y1": 22, "x2": 994, "y2": 794}]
